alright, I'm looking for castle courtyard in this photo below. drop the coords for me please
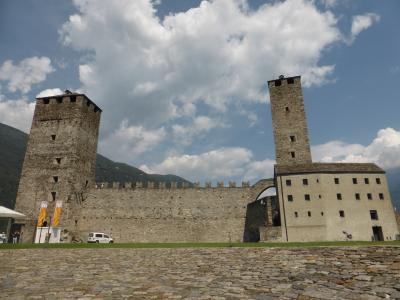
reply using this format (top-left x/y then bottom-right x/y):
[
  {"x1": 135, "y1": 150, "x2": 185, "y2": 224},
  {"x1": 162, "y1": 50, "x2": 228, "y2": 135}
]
[{"x1": 1, "y1": 246, "x2": 400, "y2": 299}]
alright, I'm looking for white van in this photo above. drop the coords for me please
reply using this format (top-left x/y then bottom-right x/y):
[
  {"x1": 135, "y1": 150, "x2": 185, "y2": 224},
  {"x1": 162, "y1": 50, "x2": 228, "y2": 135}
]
[{"x1": 87, "y1": 232, "x2": 114, "y2": 243}]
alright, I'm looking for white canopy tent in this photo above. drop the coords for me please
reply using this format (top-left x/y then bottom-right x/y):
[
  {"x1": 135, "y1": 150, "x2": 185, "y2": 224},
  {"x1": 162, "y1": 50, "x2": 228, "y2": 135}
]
[{"x1": 0, "y1": 206, "x2": 26, "y2": 219}]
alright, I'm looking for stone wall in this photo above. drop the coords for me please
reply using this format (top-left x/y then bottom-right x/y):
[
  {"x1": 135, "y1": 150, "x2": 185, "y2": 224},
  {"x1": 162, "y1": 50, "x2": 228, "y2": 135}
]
[{"x1": 69, "y1": 180, "x2": 275, "y2": 243}]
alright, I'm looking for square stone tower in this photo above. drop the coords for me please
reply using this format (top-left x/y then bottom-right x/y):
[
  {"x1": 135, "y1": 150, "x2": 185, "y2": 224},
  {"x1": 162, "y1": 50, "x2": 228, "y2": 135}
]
[
  {"x1": 268, "y1": 75, "x2": 312, "y2": 165},
  {"x1": 14, "y1": 91, "x2": 102, "y2": 242}
]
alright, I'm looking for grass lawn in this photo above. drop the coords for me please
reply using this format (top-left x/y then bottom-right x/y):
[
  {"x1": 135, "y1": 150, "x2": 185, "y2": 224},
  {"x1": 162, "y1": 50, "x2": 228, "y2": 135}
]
[{"x1": 0, "y1": 240, "x2": 399, "y2": 250}]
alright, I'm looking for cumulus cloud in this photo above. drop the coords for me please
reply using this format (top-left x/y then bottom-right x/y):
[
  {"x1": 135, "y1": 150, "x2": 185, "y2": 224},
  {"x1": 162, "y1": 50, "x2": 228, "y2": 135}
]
[
  {"x1": 0, "y1": 57, "x2": 54, "y2": 94},
  {"x1": 99, "y1": 119, "x2": 166, "y2": 162},
  {"x1": 60, "y1": 0, "x2": 340, "y2": 132},
  {"x1": 348, "y1": 13, "x2": 380, "y2": 43},
  {"x1": 36, "y1": 88, "x2": 64, "y2": 98},
  {"x1": 172, "y1": 116, "x2": 223, "y2": 145},
  {"x1": 312, "y1": 128, "x2": 400, "y2": 170},
  {"x1": 0, "y1": 96, "x2": 35, "y2": 132},
  {"x1": 141, "y1": 147, "x2": 275, "y2": 182}
]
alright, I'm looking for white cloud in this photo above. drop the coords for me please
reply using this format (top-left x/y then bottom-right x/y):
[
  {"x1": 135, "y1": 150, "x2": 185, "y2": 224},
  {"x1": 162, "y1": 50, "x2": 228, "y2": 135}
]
[
  {"x1": 141, "y1": 147, "x2": 275, "y2": 182},
  {"x1": 60, "y1": 0, "x2": 340, "y2": 132},
  {"x1": 348, "y1": 13, "x2": 380, "y2": 43},
  {"x1": 36, "y1": 88, "x2": 64, "y2": 98},
  {"x1": 0, "y1": 97, "x2": 35, "y2": 132},
  {"x1": 312, "y1": 128, "x2": 400, "y2": 170},
  {"x1": 0, "y1": 57, "x2": 54, "y2": 94},
  {"x1": 172, "y1": 116, "x2": 223, "y2": 145},
  {"x1": 99, "y1": 119, "x2": 166, "y2": 162}
]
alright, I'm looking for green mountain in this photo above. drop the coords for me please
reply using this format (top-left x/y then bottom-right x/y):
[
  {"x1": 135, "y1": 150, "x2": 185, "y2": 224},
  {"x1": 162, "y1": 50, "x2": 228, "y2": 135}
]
[{"x1": 0, "y1": 122, "x2": 191, "y2": 209}]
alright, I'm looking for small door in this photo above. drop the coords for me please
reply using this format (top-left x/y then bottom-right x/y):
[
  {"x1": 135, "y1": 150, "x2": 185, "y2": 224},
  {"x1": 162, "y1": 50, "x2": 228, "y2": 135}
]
[{"x1": 372, "y1": 226, "x2": 384, "y2": 241}]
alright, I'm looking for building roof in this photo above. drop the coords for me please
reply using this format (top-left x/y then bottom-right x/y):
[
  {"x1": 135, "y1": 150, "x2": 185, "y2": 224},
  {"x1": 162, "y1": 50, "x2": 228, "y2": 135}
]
[
  {"x1": 36, "y1": 90, "x2": 102, "y2": 112},
  {"x1": 275, "y1": 163, "x2": 385, "y2": 176}
]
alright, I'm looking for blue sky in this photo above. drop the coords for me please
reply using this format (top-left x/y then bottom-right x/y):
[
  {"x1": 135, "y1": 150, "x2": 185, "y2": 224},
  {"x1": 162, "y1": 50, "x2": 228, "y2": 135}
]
[{"x1": 0, "y1": 0, "x2": 399, "y2": 184}]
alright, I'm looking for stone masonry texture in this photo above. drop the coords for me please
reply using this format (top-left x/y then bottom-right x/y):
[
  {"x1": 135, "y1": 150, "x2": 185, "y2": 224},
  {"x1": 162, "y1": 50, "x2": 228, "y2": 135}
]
[
  {"x1": 268, "y1": 76, "x2": 312, "y2": 165},
  {"x1": 1, "y1": 246, "x2": 400, "y2": 299}
]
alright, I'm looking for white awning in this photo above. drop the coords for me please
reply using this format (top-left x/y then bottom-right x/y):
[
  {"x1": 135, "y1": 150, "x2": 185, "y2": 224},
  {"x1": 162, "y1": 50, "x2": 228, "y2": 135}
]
[{"x1": 0, "y1": 206, "x2": 26, "y2": 219}]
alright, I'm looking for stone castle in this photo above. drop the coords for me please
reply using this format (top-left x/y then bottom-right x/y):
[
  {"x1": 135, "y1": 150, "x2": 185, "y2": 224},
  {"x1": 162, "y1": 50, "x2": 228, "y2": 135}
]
[{"x1": 14, "y1": 75, "x2": 400, "y2": 243}]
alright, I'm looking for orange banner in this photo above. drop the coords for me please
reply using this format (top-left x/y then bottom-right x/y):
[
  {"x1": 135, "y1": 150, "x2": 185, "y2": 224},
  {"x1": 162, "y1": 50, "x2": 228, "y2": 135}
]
[
  {"x1": 52, "y1": 201, "x2": 63, "y2": 226},
  {"x1": 37, "y1": 201, "x2": 48, "y2": 227}
]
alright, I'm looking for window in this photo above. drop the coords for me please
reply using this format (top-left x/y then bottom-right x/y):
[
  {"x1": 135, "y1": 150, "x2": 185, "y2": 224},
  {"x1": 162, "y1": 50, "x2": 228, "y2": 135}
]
[
  {"x1": 339, "y1": 210, "x2": 345, "y2": 218},
  {"x1": 275, "y1": 80, "x2": 282, "y2": 86},
  {"x1": 370, "y1": 210, "x2": 378, "y2": 220},
  {"x1": 285, "y1": 106, "x2": 290, "y2": 112},
  {"x1": 70, "y1": 96, "x2": 76, "y2": 102},
  {"x1": 51, "y1": 192, "x2": 56, "y2": 201},
  {"x1": 95, "y1": 233, "x2": 102, "y2": 238},
  {"x1": 303, "y1": 178, "x2": 308, "y2": 185},
  {"x1": 287, "y1": 195, "x2": 293, "y2": 202},
  {"x1": 352, "y1": 178, "x2": 358, "y2": 184},
  {"x1": 367, "y1": 193, "x2": 372, "y2": 200},
  {"x1": 43, "y1": 98, "x2": 50, "y2": 104},
  {"x1": 104, "y1": 235, "x2": 109, "y2": 238},
  {"x1": 290, "y1": 151, "x2": 296, "y2": 158},
  {"x1": 290, "y1": 135, "x2": 296, "y2": 142},
  {"x1": 376, "y1": 178, "x2": 381, "y2": 184},
  {"x1": 355, "y1": 193, "x2": 360, "y2": 200},
  {"x1": 55, "y1": 157, "x2": 61, "y2": 164},
  {"x1": 53, "y1": 176, "x2": 58, "y2": 183},
  {"x1": 304, "y1": 194, "x2": 310, "y2": 201},
  {"x1": 294, "y1": 212, "x2": 298, "y2": 218},
  {"x1": 51, "y1": 135, "x2": 56, "y2": 141},
  {"x1": 318, "y1": 195, "x2": 322, "y2": 199},
  {"x1": 321, "y1": 212, "x2": 324, "y2": 216},
  {"x1": 307, "y1": 211, "x2": 311, "y2": 217},
  {"x1": 286, "y1": 179, "x2": 292, "y2": 186},
  {"x1": 337, "y1": 193, "x2": 342, "y2": 200},
  {"x1": 364, "y1": 178, "x2": 369, "y2": 184},
  {"x1": 56, "y1": 97, "x2": 62, "y2": 104},
  {"x1": 334, "y1": 178, "x2": 339, "y2": 184},
  {"x1": 287, "y1": 78, "x2": 295, "y2": 84},
  {"x1": 379, "y1": 193, "x2": 384, "y2": 200}
]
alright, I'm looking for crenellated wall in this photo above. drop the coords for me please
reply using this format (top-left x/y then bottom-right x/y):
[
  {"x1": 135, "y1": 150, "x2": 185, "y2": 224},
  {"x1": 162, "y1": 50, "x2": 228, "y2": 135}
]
[{"x1": 67, "y1": 179, "x2": 275, "y2": 243}]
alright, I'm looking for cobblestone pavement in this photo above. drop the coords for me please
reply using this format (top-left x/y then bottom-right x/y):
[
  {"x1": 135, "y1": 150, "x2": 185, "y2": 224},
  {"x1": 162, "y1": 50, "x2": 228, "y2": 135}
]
[{"x1": 1, "y1": 246, "x2": 400, "y2": 299}]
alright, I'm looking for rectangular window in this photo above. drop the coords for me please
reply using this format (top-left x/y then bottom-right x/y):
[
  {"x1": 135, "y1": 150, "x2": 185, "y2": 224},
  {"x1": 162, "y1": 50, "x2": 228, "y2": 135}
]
[
  {"x1": 51, "y1": 134, "x2": 56, "y2": 141},
  {"x1": 56, "y1": 97, "x2": 62, "y2": 104},
  {"x1": 364, "y1": 178, "x2": 369, "y2": 184},
  {"x1": 379, "y1": 193, "x2": 384, "y2": 200},
  {"x1": 55, "y1": 157, "x2": 61, "y2": 164},
  {"x1": 70, "y1": 96, "x2": 76, "y2": 102},
  {"x1": 355, "y1": 193, "x2": 360, "y2": 200},
  {"x1": 352, "y1": 178, "x2": 358, "y2": 184},
  {"x1": 367, "y1": 193, "x2": 372, "y2": 200},
  {"x1": 370, "y1": 210, "x2": 378, "y2": 220},
  {"x1": 304, "y1": 194, "x2": 310, "y2": 201},
  {"x1": 287, "y1": 195, "x2": 293, "y2": 202},
  {"x1": 376, "y1": 178, "x2": 381, "y2": 184},
  {"x1": 337, "y1": 193, "x2": 342, "y2": 200},
  {"x1": 290, "y1": 135, "x2": 296, "y2": 142},
  {"x1": 307, "y1": 211, "x2": 311, "y2": 217},
  {"x1": 294, "y1": 212, "x2": 298, "y2": 218},
  {"x1": 287, "y1": 78, "x2": 295, "y2": 84},
  {"x1": 43, "y1": 98, "x2": 50, "y2": 104},
  {"x1": 339, "y1": 210, "x2": 345, "y2": 218},
  {"x1": 290, "y1": 151, "x2": 296, "y2": 158},
  {"x1": 285, "y1": 106, "x2": 290, "y2": 112},
  {"x1": 334, "y1": 178, "x2": 339, "y2": 184},
  {"x1": 51, "y1": 192, "x2": 56, "y2": 201},
  {"x1": 275, "y1": 80, "x2": 282, "y2": 86},
  {"x1": 303, "y1": 178, "x2": 308, "y2": 185},
  {"x1": 53, "y1": 176, "x2": 58, "y2": 183},
  {"x1": 286, "y1": 179, "x2": 292, "y2": 186}
]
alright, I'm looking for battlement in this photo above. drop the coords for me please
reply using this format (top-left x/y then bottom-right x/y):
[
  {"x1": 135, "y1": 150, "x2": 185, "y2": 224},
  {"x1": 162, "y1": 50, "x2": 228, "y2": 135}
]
[
  {"x1": 36, "y1": 90, "x2": 102, "y2": 114},
  {"x1": 94, "y1": 181, "x2": 251, "y2": 189},
  {"x1": 267, "y1": 75, "x2": 301, "y2": 88}
]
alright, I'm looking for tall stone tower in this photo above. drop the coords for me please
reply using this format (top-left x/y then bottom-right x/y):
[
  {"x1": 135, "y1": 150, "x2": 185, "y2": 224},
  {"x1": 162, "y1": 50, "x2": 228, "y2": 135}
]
[
  {"x1": 14, "y1": 91, "x2": 101, "y2": 242},
  {"x1": 268, "y1": 75, "x2": 312, "y2": 165}
]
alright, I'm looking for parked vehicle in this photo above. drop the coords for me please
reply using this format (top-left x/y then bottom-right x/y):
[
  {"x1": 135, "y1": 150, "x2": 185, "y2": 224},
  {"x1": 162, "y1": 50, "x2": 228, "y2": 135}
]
[{"x1": 87, "y1": 232, "x2": 114, "y2": 243}]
